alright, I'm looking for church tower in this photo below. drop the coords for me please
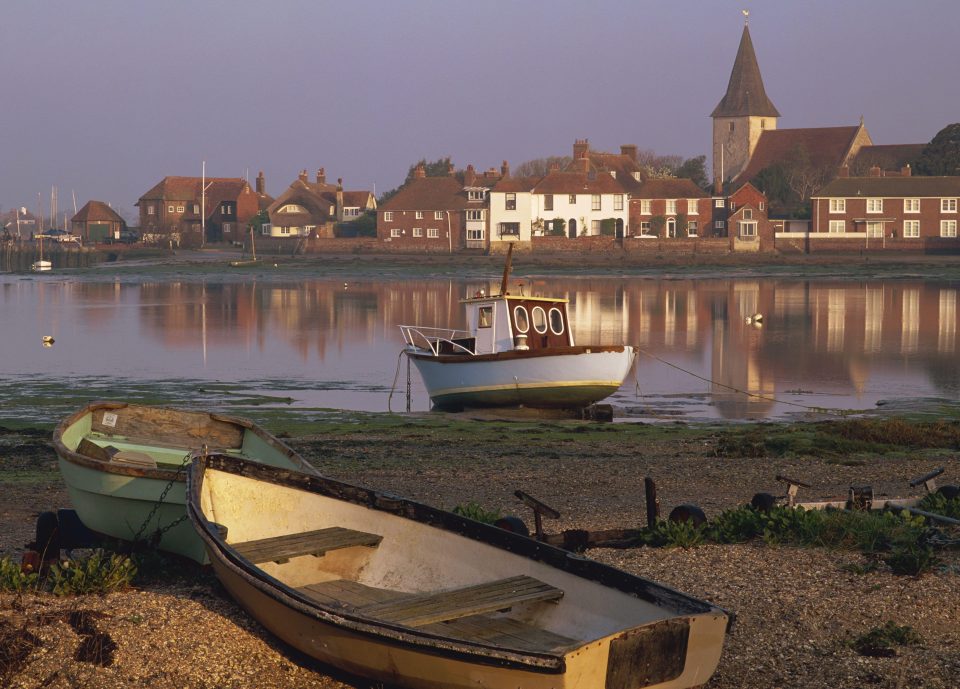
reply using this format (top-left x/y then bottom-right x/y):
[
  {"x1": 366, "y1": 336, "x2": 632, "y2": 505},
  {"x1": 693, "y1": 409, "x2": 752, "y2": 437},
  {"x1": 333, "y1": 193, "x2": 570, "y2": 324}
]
[{"x1": 712, "y1": 18, "x2": 780, "y2": 186}]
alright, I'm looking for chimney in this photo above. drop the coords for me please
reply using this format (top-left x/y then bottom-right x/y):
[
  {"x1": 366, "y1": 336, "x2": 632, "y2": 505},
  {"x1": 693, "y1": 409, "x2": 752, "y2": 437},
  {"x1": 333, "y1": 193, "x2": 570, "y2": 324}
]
[
  {"x1": 464, "y1": 164, "x2": 476, "y2": 186},
  {"x1": 620, "y1": 144, "x2": 638, "y2": 161},
  {"x1": 501, "y1": 160, "x2": 510, "y2": 178},
  {"x1": 549, "y1": 162, "x2": 560, "y2": 172},
  {"x1": 901, "y1": 163, "x2": 912, "y2": 177},
  {"x1": 256, "y1": 170, "x2": 265, "y2": 194},
  {"x1": 336, "y1": 178, "x2": 344, "y2": 221},
  {"x1": 317, "y1": 167, "x2": 326, "y2": 184},
  {"x1": 573, "y1": 139, "x2": 589, "y2": 160},
  {"x1": 414, "y1": 163, "x2": 426, "y2": 179},
  {"x1": 578, "y1": 157, "x2": 590, "y2": 173},
  {"x1": 298, "y1": 169, "x2": 308, "y2": 183},
  {"x1": 869, "y1": 165, "x2": 882, "y2": 178},
  {"x1": 838, "y1": 165, "x2": 850, "y2": 178}
]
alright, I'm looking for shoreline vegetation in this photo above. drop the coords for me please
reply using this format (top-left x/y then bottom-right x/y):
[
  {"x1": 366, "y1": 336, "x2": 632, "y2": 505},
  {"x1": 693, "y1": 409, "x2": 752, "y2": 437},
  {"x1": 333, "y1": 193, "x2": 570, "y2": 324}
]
[{"x1": 1, "y1": 413, "x2": 959, "y2": 688}]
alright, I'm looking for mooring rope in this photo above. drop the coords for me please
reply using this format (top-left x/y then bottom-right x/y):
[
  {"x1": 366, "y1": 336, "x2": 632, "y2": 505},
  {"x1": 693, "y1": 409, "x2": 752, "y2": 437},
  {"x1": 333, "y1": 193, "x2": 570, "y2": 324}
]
[
  {"x1": 635, "y1": 347, "x2": 851, "y2": 417},
  {"x1": 387, "y1": 349, "x2": 406, "y2": 413}
]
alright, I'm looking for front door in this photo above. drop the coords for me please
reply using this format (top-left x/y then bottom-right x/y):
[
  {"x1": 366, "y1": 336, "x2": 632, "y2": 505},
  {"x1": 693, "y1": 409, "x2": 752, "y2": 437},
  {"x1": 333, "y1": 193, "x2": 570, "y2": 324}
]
[{"x1": 568, "y1": 219, "x2": 577, "y2": 238}]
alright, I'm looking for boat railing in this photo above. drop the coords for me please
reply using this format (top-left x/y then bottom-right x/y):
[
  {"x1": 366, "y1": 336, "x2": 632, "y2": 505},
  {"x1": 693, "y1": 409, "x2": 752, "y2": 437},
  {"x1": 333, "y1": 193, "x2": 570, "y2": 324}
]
[{"x1": 398, "y1": 325, "x2": 476, "y2": 357}]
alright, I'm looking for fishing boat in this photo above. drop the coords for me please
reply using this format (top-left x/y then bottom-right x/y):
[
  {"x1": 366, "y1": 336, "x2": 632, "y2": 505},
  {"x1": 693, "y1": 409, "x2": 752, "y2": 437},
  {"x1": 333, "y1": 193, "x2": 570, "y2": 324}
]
[
  {"x1": 399, "y1": 245, "x2": 636, "y2": 411},
  {"x1": 53, "y1": 401, "x2": 317, "y2": 563},
  {"x1": 188, "y1": 453, "x2": 730, "y2": 689}
]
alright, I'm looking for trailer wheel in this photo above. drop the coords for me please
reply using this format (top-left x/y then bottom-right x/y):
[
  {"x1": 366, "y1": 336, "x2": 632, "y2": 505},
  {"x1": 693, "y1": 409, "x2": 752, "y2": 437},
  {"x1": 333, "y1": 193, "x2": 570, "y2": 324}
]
[
  {"x1": 493, "y1": 516, "x2": 530, "y2": 537},
  {"x1": 751, "y1": 492, "x2": 777, "y2": 512},
  {"x1": 35, "y1": 511, "x2": 60, "y2": 561},
  {"x1": 936, "y1": 485, "x2": 960, "y2": 501},
  {"x1": 668, "y1": 504, "x2": 707, "y2": 526}
]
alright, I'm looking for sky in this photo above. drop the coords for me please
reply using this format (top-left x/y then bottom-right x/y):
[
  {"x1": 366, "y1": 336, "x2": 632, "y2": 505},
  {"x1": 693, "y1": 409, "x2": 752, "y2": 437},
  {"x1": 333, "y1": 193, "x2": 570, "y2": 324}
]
[{"x1": 2, "y1": 0, "x2": 958, "y2": 221}]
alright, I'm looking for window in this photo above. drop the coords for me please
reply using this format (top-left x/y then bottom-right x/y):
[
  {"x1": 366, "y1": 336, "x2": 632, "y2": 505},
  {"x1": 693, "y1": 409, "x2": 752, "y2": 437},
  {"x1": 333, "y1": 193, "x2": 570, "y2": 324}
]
[
  {"x1": 177, "y1": 205, "x2": 185, "y2": 213},
  {"x1": 687, "y1": 199, "x2": 697, "y2": 215},
  {"x1": 343, "y1": 207, "x2": 360, "y2": 217},
  {"x1": 614, "y1": 194, "x2": 623, "y2": 211},
  {"x1": 168, "y1": 205, "x2": 175, "y2": 213},
  {"x1": 513, "y1": 306, "x2": 529, "y2": 333},
  {"x1": 759, "y1": 202, "x2": 765, "y2": 211},
  {"x1": 591, "y1": 195, "x2": 601, "y2": 211},
  {"x1": 761, "y1": 119, "x2": 766, "y2": 129},
  {"x1": 568, "y1": 194, "x2": 576, "y2": 204},
  {"x1": 829, "y1": 220, "x2": 845, "y2": 233},
  {"x1": 632, "y1": 172, "x2": 641, "y2": 181},
  {"x1": 904, "y1": 220, "x2": 920, "y2": 238},
  {"x1": 714, "y1": 199, "x2": 725, "y2": 208},
  {"x1": 478, "y1": 306, "x2": 493, "y2": 328},
  {"x1": 467, "y1": 189, "x2": 486, "y2": 201},
  {"x1": 415, "y1": 211, "x2": 424, "y2": 219},
  {"x1": 641, "y1": 200, "x2": 652, "y2": 215},
  {"x1": 941, "y1": 220, "x2": 957, "y2": 237},
  {"x1": 412, "y1": 227, "x2": 423, "y2": 237},
  {"x1": 829, "y1": 198, "x2": 846, "y2": 213},
  {"x1": 390, "y1": 228, "x2": 401, "y2": 238},
  {"x1": 531, "y1": 307, "x2": 547, "y2": 334},
  {"x1": 466, "y1": 210, "x2": 484, "y2": 221},
  {"x1": 943, "y1": 198, "x2": 958, "y2": 212},
  {"x1": 728, "y1": 122, "x2": 734, "y2": 132},
  {"x1": 147, "y1": 205, "x2": 155, "y2": 215},
  {"x1": 687, "y1": 221, "x2": 698, "y2": 236},
  {"x1": 591, "y1": 219, "x2": 600, "y2": 234},
  {"x1": 499, "y1": 223, "x2": 520, "y2": 237},
  {"x1": 904, "y1": 198, "x2": 920, "y2": 213},
  {"x1": 549, "y1": 308, "x2": 565, "y2": 335},
  {"x1": 867, "y1": 222, "x2": 884, "y2": 238},
  {"x1": 666, "y1": 200, "x2": 677, "y2": 214},
  {"x1": 466, "y1": 227, "x2": 485, "y2": 241},
  {"x1": 384, "y1": 212, "x2": 393, "y2": 221},
  {"x1": 729, "y1": 202, "x2": 736, "y2": 211},
  {"x1": 544, "y1": 194, "x2": 553, "y2": 211},
  {"x1": 222, "y1": 222, "x2": 232, "y2": 233},
  {"x1": 739, "y1": 222, "x2": 757, "y2": 237},
  {"x1": 427, "y1": 228, "x2": 439, "y2": 238},
  {"x1": 715, "y1": 220, "x2": 726, "y2": 229},
  {"x1": 640, "y1": 221, "x2": 651, "y2": 234},
  {"x1": 221, "y1": 204, "x2": 230, "y2": 214},
  {"x1": 505, "y1": 193, "x2": 516, "y2": 210},
  {"x1": 743, "y1": 209, "x2": 753, "y2": 220},
  {"x1": 193, "y1": 204, "x2": 200, "y2": 214},
  {"x1": 434, "y1": 211, "x2": 443, "y2": 220},
  {"x1": 281, "y1": 204, "x2": 307, "y2": 214},
  {"x1": 867, "y1": 198, "x2": 883, "y2": 213}
]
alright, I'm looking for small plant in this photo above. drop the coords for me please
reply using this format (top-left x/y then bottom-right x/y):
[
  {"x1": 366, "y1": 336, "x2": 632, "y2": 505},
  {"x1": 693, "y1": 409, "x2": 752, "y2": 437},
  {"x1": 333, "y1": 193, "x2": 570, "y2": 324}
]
[
  {"x1": 918, "y1": 491, "x2": 960, "y2": 520},
  {"x1": 851, "y1": 621, "x2": 922, "y2": 657},
  {"x1": 452, "y1": 502, "x2": 501, "y2": 525},
  {"x1": 0, "y1": 556, "x2": 39, "y2": 593},
  {"x1": 49, "y1": 551, "x2": 137, "y2": 596},
  {"x1": 642, "y1": 519, "x2": 705, "y2": 549}
]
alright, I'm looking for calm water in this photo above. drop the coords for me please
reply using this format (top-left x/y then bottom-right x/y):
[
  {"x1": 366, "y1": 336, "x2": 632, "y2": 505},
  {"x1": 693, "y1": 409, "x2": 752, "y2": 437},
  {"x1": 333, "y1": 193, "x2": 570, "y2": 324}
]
[{"x1": 2, "y1": 271, "x2": 958, "y2": 421}]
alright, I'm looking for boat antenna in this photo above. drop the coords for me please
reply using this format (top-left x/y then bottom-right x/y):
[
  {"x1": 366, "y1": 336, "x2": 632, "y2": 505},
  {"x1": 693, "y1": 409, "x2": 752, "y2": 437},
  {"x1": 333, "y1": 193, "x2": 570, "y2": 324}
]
[{"x1": 499, "y1": 242, "x2": 514, "y2": 296}]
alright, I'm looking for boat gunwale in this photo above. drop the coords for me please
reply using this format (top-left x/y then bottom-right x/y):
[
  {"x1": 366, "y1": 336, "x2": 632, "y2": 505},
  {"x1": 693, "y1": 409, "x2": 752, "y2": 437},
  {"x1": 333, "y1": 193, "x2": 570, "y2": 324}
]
[
  {"x1": 407, "y1": 344, "x2": 633, "y2": 364},
  {"x1": 53, "y1": 400, "x2": 315, "y2": 482},
  {"x1": 187, "y1": 453, "x2": 727, "y2": 672}
]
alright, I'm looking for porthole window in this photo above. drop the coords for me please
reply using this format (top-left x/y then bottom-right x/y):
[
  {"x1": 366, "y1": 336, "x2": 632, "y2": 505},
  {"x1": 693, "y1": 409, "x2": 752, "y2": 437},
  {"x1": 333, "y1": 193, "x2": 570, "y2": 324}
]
[
  {"x1": 549, "y1": 308, "x2": 565, "y2": 335},
  {"x1": 532, "y1": 307, "x2": 547, "y2": 334},
  {"x1": 513, "y1": 306, "x2": 529, "y2": 333}
]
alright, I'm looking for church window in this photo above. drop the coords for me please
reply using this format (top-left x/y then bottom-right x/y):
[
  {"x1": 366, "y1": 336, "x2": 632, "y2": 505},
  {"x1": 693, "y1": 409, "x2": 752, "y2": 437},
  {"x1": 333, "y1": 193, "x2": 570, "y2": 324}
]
[{"x1": 761, "y1": 119, "x2": 766, "y2": 129}]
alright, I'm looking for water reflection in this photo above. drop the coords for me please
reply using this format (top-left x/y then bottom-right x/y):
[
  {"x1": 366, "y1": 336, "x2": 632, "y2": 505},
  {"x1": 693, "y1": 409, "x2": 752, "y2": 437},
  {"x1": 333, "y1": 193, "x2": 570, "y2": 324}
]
[{"x1": 2, "y1": 275, "x2": 958, "y2": 420}]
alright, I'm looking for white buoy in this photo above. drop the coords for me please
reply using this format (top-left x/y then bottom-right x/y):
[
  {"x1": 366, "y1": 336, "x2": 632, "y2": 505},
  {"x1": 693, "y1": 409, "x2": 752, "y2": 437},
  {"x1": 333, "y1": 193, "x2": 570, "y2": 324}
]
[
  {"x1": 42, "y1": 335, "x2": 55, "y2": 344},
  {"x1": 753, "y1": 313, "x2": 763, "y2": 322}
]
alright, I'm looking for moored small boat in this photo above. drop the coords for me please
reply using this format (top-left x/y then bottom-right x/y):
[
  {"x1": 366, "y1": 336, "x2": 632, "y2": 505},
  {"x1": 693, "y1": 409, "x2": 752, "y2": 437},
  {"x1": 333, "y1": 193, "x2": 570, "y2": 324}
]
[
  {"x1": 400, "y1": 245, "x2": 636, "y2": 411},
  {"x1": 188, "y1": 453, "x2": 730, "y2": 689},
  {"x1": 54, "y1": 401, "x2": 317, "y2": 563}
]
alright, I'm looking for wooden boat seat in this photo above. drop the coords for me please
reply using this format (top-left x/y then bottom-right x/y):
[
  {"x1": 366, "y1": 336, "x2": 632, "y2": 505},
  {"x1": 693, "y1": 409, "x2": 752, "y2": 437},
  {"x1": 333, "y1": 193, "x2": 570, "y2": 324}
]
[
  {"x1": 359, "y1": 575, "x2": 563, "y2": 627},
  {"x1": 231, "y1": 527, "x2": 383, "y2": 564},
  {"x1": 296, "y1": 578, "x2": 576, "y2": 653},
  {"x1": 76, "y1": 438, "x2": 158, "y2": 468}
]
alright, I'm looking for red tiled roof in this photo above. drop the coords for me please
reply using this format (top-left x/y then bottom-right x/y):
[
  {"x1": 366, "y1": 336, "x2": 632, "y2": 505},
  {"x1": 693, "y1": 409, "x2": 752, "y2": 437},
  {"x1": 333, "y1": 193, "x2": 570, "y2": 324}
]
[
  {"x1": 533, "y1": 171, "x2": 626, "y2": 194},
  {"x1": 814, "y1": 176, "x2": 960, "y2": 198},
  {"x1": 490, "y1": 177, "x2": 540, "y2": 193},
  {"x1": 140, "y1": 176, "x2": 247, "y2": 201},
  {"x1": 71, "y1": 200, "x2": 124, "y2": 224},
  {"x1": 633, "y1": 178, "x2": 709, "y2": 199},
  {"x1": 736, "y1": 126, "x2": 862, "y2": 183},
  {"x1": 378, "y1": 177, "x2": 470, "y2": 211}
]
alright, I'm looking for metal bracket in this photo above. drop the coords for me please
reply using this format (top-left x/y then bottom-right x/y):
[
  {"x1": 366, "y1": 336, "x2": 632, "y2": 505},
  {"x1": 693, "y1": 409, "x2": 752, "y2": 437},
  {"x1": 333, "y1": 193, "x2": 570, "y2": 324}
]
[
  {"x1": 775, "y1": 474, "x2": 811, "y2": 507},
  {"x1": 514, "y1": 490, "x2": 560, "y2": 541}
]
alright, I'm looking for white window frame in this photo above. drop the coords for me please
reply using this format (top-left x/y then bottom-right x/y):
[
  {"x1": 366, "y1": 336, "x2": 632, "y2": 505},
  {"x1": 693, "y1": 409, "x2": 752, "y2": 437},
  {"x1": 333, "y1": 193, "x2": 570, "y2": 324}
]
[
  {"x1": 687, "y1": 220, "x2": 698, "y2": 237},
  {"x1": 415, "y1": 211, "x2": 424, "y2": 219},
  {"x1": 738, "y1": 221, "x2": 757, "y2": 237},
  {"x1": 829, "y1": 220, "x2": 845, "y2": 234},
  {"x1": 614, "y1": 194, "x2": 623, "y2": 211},
  {"x1": 467, "y1": 189, "x2": 486, "y2": 201},
  {"x1": 466, "y1": 210, "x2": 484, "y2": 221},
  {"x1": 714, "y1": 198, "x2": 725, "y2": 208},
  {"x1": 942, "y1": 198, "x2": 958, "y2": 212},
  {"x1": 687, "y1": 199, "x2": 698, "y2": 215},
  {"x1": 903, "y1": 220, "x2": 920, "y2": 238},
  {"x1": 466, "y1": 227, "x2": 485, "y2": 241},
  {"x1": 591, "y1": 195, "x2": 601, "y2": 211},
  {"x1": 434, "y1": 211, "x2": 443, "y2": 220},
  {"x1": 640, "y1": 199, "x2": 652, "y2": 215},
  {"x1": 390, "y1": 228, "x2": 400, "y2": 238},
  {"x1": 829, "y1": 198, "x2": 846, "y2": 213},
  {"x1": 666, "y1": 200, "x2": 677, "y2": 214},
  {"x1": 147, "y1": 205, "x2": 155, "y2": 215},
  {"x1": 412, "y1": 227, "x2": 423, "y2": 237},
  {"x1": 639, "y1": 221, "x2": 651, "y2": 234},
  {"x1": 866, "y1": 198, "x2": 883, "y2": 213},
  {"x1": 904, "y1": 198, "x2": 920, "y2": 213},
  {"x1": 168, "y1": 205, "x2": 175, "y2": 213},
  {"x1": 714, "y1": 220, "x2": 726, "y2": 229},
  {"x1": 867, "y1": 222, "x2": 884, "y2": 238},
  {"x1": 384, "y1": 211, "x2": 393, "y2": 221},
  {"x1": 568, "y1": 194, "x2": 576, "y2": 204},
  {"x1": 591, "y1": 219, "x2": 600, "y2": 234},
  {"x1": 941, "y1": 220, "x2": 958, "y2": 237},
  {"x1": 505, "y1": 193, "x2": 516, "y2": 210},
  {"x1": 427, "y1": 227, "x2": 439, "y2": 238},
  {"x1": 177, "y1": 205, "x2": 185, "y2": 213}
]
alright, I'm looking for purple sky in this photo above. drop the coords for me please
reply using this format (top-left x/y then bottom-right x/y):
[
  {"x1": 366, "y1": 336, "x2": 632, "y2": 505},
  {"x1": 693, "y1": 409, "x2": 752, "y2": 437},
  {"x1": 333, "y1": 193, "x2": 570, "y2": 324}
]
[{"x1": 3, "y1": 0, "x2": 958, "y2": 222}]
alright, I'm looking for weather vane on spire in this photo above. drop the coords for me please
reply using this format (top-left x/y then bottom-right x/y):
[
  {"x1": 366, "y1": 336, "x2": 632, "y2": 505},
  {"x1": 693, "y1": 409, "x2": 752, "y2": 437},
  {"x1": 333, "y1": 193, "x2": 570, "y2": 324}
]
[{"x1": 742, "y1": 9, "x2": 750, "y2": 25}]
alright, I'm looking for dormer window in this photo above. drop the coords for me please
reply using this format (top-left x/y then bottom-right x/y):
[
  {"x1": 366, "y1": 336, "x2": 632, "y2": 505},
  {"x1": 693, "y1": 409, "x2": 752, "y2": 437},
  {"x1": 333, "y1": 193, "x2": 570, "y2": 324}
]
[
  {"x1": 632, "y1": 172, "x2": 641, "y2": 181},
  {"x1": 280, "y1": 204, "x2": 307, "y2": 214},
  {"x1": 467, "y1": 189, "x2": 487, "y2": 201}
]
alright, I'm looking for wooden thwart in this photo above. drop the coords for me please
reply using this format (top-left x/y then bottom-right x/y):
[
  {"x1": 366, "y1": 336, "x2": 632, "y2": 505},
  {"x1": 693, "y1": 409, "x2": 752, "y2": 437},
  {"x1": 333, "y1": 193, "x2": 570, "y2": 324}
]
[
  {"x1": 232, "y1": 527, "x2": 382, "y2": 564},
  {"x1": 360, "y1": 575, "x2": 563, "y2": 627}
]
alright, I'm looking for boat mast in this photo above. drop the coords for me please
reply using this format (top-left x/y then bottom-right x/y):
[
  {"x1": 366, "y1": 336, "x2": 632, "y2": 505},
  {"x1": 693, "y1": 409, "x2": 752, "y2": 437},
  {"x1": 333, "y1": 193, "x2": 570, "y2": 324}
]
[{"x1": 499, "y1": 242, "x2": 514, "y2": 295}]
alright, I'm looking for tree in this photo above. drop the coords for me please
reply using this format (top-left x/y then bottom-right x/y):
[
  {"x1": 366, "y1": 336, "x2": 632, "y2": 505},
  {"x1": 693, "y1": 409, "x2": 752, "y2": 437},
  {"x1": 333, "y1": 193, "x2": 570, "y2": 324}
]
[
  {"x1": 378, "y1": 157, "x2": 453, "y2": 203},
  {"x1": 782, "y1": 144, "x2": 831, "y2": 207},
  {"x1": 675, "y1": 156, "x2": 709, "y2": 189},
  {"x1": 914, "y1": 123, "x2": 960, "y2": 176},
  {"x1": 514, "y1": 156, "x2": 572, "y2": 178}
]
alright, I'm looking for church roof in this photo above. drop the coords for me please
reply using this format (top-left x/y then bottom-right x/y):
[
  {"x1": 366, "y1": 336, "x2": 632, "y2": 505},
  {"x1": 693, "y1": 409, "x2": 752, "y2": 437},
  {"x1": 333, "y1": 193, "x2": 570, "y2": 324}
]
[
  {"x1": 711, "y1": 25, "x2": 780, "y2": 118},
  {"x1": 735, "y1": 126, "x2": 864, "y2": 183}
]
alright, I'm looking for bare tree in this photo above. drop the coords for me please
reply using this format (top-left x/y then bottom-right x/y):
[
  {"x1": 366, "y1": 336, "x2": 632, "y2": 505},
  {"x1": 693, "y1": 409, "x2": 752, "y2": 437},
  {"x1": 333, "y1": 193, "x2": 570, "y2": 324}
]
[
  {"x1": 783, "y1": 144, "x2": 832, "y2": 203},
  {"x1": 513, "y1": 156, "x2": 572, "y2": 178}
]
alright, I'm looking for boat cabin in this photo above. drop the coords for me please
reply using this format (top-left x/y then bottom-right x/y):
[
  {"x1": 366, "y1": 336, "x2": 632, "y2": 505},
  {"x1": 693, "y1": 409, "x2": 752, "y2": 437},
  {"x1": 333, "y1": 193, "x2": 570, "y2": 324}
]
[{"x1": 462, "y1": 293, "x2": 573, "y2": 354}]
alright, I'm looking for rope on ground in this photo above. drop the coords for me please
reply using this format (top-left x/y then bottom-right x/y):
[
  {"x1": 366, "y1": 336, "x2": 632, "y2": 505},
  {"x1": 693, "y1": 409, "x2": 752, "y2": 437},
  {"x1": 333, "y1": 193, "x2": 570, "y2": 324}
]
[
  {"x1": 387, "y1": 349, "x2": 406, "y2": 413},
  {"x1": 635, "y1": 347, "x2": 851, "y2": 417}
]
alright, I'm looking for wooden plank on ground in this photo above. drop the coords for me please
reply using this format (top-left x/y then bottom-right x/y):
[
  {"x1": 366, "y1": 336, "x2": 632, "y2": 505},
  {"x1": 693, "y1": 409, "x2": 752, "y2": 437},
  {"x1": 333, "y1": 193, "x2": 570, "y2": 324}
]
[
  {"x1": 360, "y1": 575, "x2": 563, "y2": 627},
  {"x1": 231, "y1": 527, "x2": 382, "y2": 564}
]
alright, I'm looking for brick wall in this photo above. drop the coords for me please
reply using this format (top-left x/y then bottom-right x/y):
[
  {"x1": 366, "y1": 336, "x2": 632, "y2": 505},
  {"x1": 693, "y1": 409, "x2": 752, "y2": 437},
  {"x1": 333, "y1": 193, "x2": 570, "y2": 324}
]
[{"x1": 775, "y1": 236, "x2": 960, "y2": 254}]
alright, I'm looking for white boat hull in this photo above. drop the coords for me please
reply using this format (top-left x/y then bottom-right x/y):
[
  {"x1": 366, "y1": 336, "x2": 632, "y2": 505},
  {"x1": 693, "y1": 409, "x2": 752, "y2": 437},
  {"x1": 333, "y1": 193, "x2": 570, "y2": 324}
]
[{"x1": 409, "y1": 346, "x2": 636, "y2": 410}]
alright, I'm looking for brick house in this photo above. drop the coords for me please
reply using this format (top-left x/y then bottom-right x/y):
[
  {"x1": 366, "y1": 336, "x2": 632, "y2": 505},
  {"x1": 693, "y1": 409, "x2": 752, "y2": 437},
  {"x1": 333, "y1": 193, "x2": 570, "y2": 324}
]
[
  {"x1": 136, "y1": 176, "x2": 262, "y2": 246},
  {"x1": 377, "y1": 162, "x2": 500, "y2": 250},
  {"x1": 631, "y1": 179, "x2": 712, "y2": 238},
  {"x1": 726, "y1": 183, "x2": 775, "y2": 251},
  {"x1": 811, "y1": 170, "x2": 960, "y2": 243},
  {"x1": 266, "y1": 168, "x2": 376, "y2": 239},
  {"x1": 70, "y1": 201, "x2": 127, "y2": 243}
]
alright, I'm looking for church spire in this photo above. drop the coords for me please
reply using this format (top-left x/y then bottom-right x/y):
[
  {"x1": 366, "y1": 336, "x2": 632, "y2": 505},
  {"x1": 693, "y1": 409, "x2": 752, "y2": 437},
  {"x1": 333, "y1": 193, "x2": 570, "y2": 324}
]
[{"x1": 711, "y1": 24, "x2": 780, "y2": 118}]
